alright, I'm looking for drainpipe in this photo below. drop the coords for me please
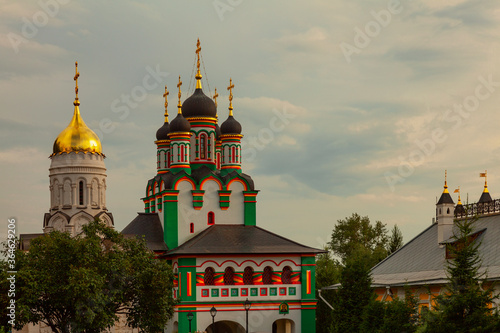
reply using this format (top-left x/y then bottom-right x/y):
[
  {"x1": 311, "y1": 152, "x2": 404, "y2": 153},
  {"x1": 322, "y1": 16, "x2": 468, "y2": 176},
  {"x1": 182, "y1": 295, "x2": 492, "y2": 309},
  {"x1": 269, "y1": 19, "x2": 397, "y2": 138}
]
[{"x1": 317, "y1": 289, "x2": 334, "y2": 311}]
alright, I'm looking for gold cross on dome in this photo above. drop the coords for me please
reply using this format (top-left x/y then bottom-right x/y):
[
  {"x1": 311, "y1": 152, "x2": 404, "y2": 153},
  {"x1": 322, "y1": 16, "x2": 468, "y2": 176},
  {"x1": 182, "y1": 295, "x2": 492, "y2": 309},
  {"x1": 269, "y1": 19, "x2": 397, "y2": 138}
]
[
  {"x1": 163, "y1": 85, "x2": 169, "y2": 119},
  {"x1": 213, "y1": 88, "x2": 219, "y2": 108},
  {"x1": 177, "y1": 76, "x2": 183, "y2": 113},
  {"x1": 227, "y1": 78, "x2": 234, "y2": 102},
  {"x1": 163, "y1": 86, "x2": 169, "y2": 108},
  {"x1": 196, "y1": 38, "x2": 201, "y2": 70},
  {"x1": 74, "y1": 61, "x2": 80, "y2": 98}
]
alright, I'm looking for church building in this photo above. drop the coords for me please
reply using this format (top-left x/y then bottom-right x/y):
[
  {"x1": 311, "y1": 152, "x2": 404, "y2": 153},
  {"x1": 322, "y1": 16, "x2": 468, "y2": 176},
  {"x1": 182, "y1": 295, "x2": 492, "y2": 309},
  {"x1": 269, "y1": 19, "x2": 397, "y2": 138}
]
[{"x1": 122, "y1": 40, "x2": 323, "y2": 333}]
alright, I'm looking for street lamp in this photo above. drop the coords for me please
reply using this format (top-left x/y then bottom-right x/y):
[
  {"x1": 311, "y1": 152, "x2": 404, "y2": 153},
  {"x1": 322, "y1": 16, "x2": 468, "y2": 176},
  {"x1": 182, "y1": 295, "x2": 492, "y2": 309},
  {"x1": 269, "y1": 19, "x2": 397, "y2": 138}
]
[
  {"x1": 244, "y1": 298, "x2": 251, "y2": 333},
  {"x1": 210, "y1": 306, "x2": 217, "y2": 333},
  {"x1": 187, "y1": 312, "x2": 193, "y2": 333}
]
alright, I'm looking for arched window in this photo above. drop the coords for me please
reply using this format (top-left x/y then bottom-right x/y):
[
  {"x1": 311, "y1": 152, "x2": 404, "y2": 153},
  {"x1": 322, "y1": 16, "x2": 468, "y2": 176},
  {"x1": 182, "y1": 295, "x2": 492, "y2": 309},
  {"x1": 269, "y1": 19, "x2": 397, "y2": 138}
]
[
  {"x1": 167, "y1": 151, "x2": 171, "y2": 167},
  {"x1": 263, "y1": 266, "x2": 273, "y2": 285},
  {"x1": 232, "y1": 146, "x2": 236, "y2": 163},
  {"x1": 190, "y1": 223, "x2": 194, "y2": 233},
  {"x1": 217, "y1": 152, "x2": 221, "y2": 169},
  {"x1": 208, "y1": 212, "x2": 215, "y2": 225},
  {"x1": 281, "y1": 266, "x2": 292, "y2": 284},
  {"x1": 157, "y1": 151, "x2": 160, "y2": 168},
  {"x1": 200, "y1": 135, "x2": 206, "y2": 159},
  {"x1": 79, "y1": 181, "x2": 84, "y2": 205},
  {"x1": 204, "y1": 267, "x2": 215, "y2": 285},
  {"x1": 243, "y1": 266, "x2": 254, "y2": 285},
  {"x1": 224, "y1": 267, "x2": 235, "y2": 285},
  {"x1": 180, "y1": 144, "x2": 185, "y2": 162}
]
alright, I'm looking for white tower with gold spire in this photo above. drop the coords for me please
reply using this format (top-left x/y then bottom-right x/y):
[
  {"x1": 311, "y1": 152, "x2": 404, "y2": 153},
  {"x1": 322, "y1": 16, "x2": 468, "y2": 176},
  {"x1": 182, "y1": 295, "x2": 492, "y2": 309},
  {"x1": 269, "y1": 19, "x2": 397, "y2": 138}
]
[{"x1": 44, "y1": 62, "x2": 113, "y2": 235}]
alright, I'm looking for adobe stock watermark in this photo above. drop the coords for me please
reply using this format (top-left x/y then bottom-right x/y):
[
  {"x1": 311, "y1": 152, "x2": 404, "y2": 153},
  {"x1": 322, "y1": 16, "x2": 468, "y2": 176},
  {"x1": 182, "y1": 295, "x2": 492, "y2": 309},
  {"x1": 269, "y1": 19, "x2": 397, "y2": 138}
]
[
  {"x1": 340, "y1": 0, "x2": 404, "y2": 64},
  {"x1": 385, "y1": 74, "x2": 500, "y2": 192},
  {"x1": 92, "y1": 65, "x2": 169, "y2": 141},
  {"x1": 212, "y1": 0, "x2": 243, "y2": 21},
  {"x1": 6, "y1": 218, "x2": 17, "y2": 326},
  {"x1": 7, "y1": 0, "x2": 70, "y2": 54},
  {"x1": 241, "y1": 106, "x2": 297, "y2": 163}
]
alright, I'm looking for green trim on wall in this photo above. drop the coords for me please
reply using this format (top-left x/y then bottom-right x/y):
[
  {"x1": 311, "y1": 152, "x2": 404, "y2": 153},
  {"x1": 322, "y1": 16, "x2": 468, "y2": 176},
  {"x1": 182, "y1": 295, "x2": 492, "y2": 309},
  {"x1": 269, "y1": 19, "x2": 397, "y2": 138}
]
[
  {"x1": 178, "y1": 307, "x2": 197, "y2": 333},
  {"x1": 243, "y1": 191, "x2": 258, "y2": 226},
  {"x1": 301, "y1": 308, "x2": 316, "y2": 333},
  {"x1": 218, "y1": 190, "x2": 231, "y2": 209},
  {"x1": 191, "y1": 190, "x2": 205, "y2": 209},
  {"x1": 163, "y1": 191, "x2": 179, "y2": 249},
  {"x1": 178, "y1": 257, "x2": 197, "y2": 302},
  {"x1": 301, "y1": 256, "x2": 316, "y2": 300}
]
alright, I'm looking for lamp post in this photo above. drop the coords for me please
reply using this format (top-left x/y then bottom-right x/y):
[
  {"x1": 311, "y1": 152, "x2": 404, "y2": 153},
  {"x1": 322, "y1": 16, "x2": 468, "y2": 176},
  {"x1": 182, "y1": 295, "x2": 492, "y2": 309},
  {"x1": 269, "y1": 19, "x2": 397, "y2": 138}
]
[
  {"x1": 244, "y1": 298, "x2": 251, "y2": 333},
  {"x1": 210, "y1": 306, "x2": 217, "y2": 333},
  {"x1": 187, "y1": 312, "x2": 193, "y2": 333}
]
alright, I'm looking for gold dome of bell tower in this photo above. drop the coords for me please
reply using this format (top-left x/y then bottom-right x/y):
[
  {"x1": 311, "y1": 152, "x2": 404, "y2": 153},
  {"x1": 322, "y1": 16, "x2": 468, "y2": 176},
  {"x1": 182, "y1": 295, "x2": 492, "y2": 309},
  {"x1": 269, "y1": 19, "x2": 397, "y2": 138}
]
[{"x1": 52, "y1": 62, "x2": 103, "y2": 156}]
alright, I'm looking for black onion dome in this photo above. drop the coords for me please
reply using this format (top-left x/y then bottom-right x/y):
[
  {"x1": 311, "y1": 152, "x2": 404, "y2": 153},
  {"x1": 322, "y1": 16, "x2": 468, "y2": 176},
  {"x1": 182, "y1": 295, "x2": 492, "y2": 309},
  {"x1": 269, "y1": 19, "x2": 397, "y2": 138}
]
[
  {"x1": 169, "y1": 113, "x2": 191, "y2": 133},
  {"x1": 220, "y1": 115, "x2": 242, "y2": 135},
  {"x1": 215, "y1": 123, "x2": 222, "y2": 140},
  {"x1": 181, "y1": 89, "x2": 217, "y2": 118},
  {"x1": 156, "y1": 122, "x2": 170, "y2": 140}
]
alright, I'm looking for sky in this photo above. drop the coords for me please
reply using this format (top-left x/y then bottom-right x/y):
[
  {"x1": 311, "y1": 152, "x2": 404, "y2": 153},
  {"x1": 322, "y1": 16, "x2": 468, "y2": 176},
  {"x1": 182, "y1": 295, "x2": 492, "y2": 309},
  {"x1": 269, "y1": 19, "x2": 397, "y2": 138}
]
[{"x1": 2, "y1": 0, "x2": 500, "y2": 250}]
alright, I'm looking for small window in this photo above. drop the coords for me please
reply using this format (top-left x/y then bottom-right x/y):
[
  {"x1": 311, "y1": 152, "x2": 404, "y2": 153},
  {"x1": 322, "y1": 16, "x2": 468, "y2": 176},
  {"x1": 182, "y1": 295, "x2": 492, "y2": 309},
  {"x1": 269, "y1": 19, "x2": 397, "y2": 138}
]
[
  {"x1": 263, "y1": 266, "x2": 273, "y2": 285},
  {"x1": 190, "y1": 223, "x2": 194, "y2": 233},
  {"x1": 208, "y1": 212, "x2": 215, "y2": 225},
  {"x1": 204, "y1": 267, "x2": 215, "y2": 285},
  {"x1": 224, "y1": 267, "x2": 235, "y2": 285},
  {"x1": 200, "y1": 135, "x2": 206, "y2": 159},
  {"x1": 281, "y1": 266, "x2": 292, "y2": 284},
  {"x1": 243, "y1": 266, "x2": 254, "y2": 285},
  {"x1": 232, "y1": 146, "x2": 236, "y2": 163},
  {"x1": 79, "y1": 181, "x2": 84, "y2": 205}
]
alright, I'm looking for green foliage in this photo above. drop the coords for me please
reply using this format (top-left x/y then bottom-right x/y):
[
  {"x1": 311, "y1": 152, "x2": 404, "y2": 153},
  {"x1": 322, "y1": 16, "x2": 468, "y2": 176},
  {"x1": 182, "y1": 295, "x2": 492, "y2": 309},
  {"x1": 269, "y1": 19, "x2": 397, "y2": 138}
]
[
  {"x1": 10, "y1": 219, "x2": 175, "y2": 333},
  {"x1": 361, "y1": 288, "x2": 419, "y2": 333},
  {"x1": 332, "y1": 251, "x2": 375, "y2": 333},
  {"x1": 329, "y1": 213, "x2": 389, "y2": 267},
  {"x1": 315, "y1": 247, "x2": 341, "y2": 333},
  {"x1": 421, "y1": 217, "x2": 499, "y2": 333},
  {"x1": 387, "y1": 224, "x2": 404, "y2": 255}
]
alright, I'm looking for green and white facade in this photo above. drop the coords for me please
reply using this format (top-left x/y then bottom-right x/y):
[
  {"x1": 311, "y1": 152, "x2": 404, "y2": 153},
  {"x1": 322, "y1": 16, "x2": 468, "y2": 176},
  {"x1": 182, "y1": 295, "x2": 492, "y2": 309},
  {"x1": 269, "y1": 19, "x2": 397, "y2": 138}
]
[{"x1": 124, "y1": 46, "x2": 323, "y2": 333}]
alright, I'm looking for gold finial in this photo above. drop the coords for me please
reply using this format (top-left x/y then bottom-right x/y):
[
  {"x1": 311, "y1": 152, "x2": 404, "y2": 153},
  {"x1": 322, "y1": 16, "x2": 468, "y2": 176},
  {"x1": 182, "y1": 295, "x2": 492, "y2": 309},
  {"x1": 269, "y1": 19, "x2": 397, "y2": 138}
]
[
  {"x1": 443, "y1": 170, "x2": 449, "y2": 193},
  {"x1": 163, "y1": 85, "x2": 169, "y2": 122},
  {"x1": 73, "y1": 61, "x2": 80, "y2": 106},
  {"x1": 480, "y1": 170, "x2": 488, "y2": 193},
  {"x1": 177, "y1": 75, "x2": 183, "y2": 114},
  {"x1": 454, "y1": 186, "x2": 462, "y2": 205},
  {"x1": 195, "y1": 38, "x2": 202, "y2": 89},
  {"x1": 213, "y1": 88, "x2": 219, "y2": 108},
  {"x1": 227, "y1": 78, "x2": 234, "y2": 116}
]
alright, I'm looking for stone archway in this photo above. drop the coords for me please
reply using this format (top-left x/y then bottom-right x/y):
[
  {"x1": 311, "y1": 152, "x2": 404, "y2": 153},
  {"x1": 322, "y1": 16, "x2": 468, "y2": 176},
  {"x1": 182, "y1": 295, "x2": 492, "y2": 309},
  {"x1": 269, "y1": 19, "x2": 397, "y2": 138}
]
[
  {"x1": 272, "y1": 319, "x2": 295, "y2": 333},
  {"x1": 206, "y1": 320, "x2": 245, "y2": 333}
]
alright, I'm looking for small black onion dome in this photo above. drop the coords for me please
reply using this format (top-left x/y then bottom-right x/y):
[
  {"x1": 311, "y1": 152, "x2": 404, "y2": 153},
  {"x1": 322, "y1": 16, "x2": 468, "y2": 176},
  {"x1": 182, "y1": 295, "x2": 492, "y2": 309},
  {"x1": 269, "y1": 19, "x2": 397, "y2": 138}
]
[
  {"x1": 220, "y1": 115, "x2": 242, "y2": 135},
  {"x1": 169, "y1": 113, "x2": 191, "y2": 133},
  {"x1": 215, "y1": 123, "x2": 222, "y2": 140},
  {"x1": 156, "y1": 122, "x2": 170, "y2": 140},
  {"x1": 181, "y1": 89, "x2": 217, "y2": 118}
]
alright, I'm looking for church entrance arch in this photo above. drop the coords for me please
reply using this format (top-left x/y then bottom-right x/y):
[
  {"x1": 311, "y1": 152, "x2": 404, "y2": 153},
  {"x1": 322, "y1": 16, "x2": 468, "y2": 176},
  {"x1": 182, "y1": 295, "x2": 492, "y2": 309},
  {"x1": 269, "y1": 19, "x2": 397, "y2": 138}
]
[
  {"x1": 272, "y1": 319, "x2": 295, "y2": 333},
  {"x1": 206, "y1": 320, "x2": 245, "y2": 333}
]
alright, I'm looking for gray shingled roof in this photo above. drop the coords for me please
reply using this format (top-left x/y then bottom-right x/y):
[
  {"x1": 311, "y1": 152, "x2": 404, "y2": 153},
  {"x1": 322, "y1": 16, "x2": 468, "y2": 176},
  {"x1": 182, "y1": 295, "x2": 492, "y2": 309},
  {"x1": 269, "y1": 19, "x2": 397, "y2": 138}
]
[
  {"x1": 165, "y1": 224, "x2": 324, "y2": 256},
  {"x1": 369, "y1": 214, "x2": 500, "y2": 287},
  {"x1": 122, "y1": 213, "x2": 168, "y2": 252}
]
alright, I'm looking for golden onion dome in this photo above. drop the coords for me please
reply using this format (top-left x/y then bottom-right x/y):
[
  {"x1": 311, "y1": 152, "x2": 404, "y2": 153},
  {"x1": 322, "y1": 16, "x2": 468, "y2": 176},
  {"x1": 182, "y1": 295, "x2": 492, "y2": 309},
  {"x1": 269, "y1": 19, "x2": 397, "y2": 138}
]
[
  {"x1": 52, "y1": 61, "x2": 103, "y2": 157},
  {"x1": 52, "y1": 103, "x2": 102, "y2": 155}
]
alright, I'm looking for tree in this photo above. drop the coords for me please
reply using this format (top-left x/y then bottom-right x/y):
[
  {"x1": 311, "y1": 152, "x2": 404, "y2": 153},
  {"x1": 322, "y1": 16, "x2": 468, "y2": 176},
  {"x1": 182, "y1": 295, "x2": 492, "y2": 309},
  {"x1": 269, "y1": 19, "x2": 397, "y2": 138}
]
[
  {"x1": 11, "y1": 219, "x2": 175, "y2": 333},
  {"x1": 422, "y1": 216, "x2": 499, "y2": 333},
  {"x1": 387, "y1": 224, "x2": 404, "y2": 255},
  {"x1": 329, "y1": 213, "x2": 388, "y2": 267},
  {"x1": 361, "y1": 287, "x2": 419, "y2": 333},
  {"x1": 315, "y1": 247, "x2": 341, "y2": 333},
  {"x1": 332, "y1": 247, "x2": 375, "y2": 333}
]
